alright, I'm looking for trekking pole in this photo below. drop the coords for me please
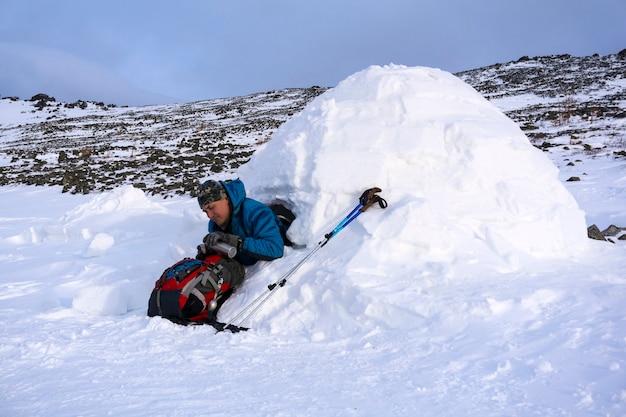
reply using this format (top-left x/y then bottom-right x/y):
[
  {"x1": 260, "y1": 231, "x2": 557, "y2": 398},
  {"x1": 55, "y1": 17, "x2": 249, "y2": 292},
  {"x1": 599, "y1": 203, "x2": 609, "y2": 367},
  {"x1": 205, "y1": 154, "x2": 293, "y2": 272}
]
[{"x1": 218, "y1": 187, "x2": 387, "y2": 332}]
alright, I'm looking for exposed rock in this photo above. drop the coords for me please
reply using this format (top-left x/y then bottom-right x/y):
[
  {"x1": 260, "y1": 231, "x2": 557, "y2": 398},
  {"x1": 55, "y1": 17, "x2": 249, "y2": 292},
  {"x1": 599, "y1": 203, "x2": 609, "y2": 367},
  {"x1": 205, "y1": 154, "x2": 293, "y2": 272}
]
[
  {"x1": 587, "y1": 224, "x2": 607, "y2": 241},
  {"x1": 601, "y1": 224, "x2": 625, "y2": 236},
  {"x1": 588, "y1": 223, "x2": 626, "y2": 243},
  {"x1": 29, "y1": 93, "x2": 56, "y2": 102}
]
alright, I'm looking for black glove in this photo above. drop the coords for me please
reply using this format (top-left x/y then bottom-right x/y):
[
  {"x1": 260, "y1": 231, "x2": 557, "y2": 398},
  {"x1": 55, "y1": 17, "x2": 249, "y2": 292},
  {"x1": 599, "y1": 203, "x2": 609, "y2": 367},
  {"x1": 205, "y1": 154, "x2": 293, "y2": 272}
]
[
  {"x1": 202, "y1": 232, "x2": 242, "y2": 250},
  {"x1": 195, "y1": 243, "x2": 214, "y2": 260}
]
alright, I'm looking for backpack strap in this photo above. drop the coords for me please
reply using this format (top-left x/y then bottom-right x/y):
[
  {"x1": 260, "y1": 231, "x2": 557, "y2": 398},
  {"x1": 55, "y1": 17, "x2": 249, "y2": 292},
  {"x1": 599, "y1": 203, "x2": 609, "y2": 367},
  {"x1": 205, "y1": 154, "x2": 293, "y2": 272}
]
[
  {"x1": 181, "y1": 265, "x2": 223, "y2": 299},
  {"x1": 200, "y1": 264, "x2": 225, "y2": 293}
]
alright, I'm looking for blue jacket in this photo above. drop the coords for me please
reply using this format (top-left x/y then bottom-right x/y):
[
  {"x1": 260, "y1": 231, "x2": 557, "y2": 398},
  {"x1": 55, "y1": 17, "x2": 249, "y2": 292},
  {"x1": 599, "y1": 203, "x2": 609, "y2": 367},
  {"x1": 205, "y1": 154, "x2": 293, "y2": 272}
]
[{"x1": 208, "y1": 179, "x2": 284, "y2": 265}]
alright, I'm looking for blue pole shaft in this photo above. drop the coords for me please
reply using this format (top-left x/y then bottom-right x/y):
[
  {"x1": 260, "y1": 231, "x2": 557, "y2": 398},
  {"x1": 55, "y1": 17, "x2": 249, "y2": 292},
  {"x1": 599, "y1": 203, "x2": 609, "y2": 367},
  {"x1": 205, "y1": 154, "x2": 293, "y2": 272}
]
[{"x1": 324, "y1": 202, "x2": 363, "y2": 243}]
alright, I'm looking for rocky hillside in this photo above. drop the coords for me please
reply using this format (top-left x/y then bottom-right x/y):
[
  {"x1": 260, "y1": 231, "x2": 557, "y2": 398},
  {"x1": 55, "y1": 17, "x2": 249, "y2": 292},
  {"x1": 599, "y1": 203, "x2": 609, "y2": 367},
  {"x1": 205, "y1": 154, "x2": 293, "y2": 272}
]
[
  {"x1": 456, "y1": 50, "x2": 626, "y2": 149},
  {"x1": 0, "y1": 87, "x2": 327, "y2": 195},
  {"x1": 1, "y1": 51, "x2": 624, "y2": 197}
]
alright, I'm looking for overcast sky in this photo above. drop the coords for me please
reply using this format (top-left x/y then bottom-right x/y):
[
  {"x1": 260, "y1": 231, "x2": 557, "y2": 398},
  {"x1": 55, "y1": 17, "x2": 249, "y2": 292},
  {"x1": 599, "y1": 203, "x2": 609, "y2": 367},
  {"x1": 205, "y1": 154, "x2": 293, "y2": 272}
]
[{"x1": 0, "y1": 0, "x2": 624, "y2": 106}]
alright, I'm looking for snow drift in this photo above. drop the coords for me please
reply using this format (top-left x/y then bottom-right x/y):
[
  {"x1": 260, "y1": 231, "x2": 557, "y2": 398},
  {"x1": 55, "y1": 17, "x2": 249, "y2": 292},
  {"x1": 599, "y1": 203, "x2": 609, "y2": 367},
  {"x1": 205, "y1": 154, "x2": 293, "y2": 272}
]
[{"x1": 240, "y1": 65, "x2": 589, "y2": 272}]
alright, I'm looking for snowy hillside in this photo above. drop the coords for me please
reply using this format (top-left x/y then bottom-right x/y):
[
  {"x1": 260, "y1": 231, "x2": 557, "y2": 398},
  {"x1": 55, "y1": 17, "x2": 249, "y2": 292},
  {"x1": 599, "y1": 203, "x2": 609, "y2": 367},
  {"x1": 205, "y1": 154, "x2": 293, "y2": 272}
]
[
  {"x1": 1, "y1": 51, "x2": 625, "y2": 197},
  {"x1": 1, "y1": 54, "x2": 626, "y2": 417},
  {"x1": 456, "y1": 52, "x2": 626, "y2": 142},
  {"x1": 0, "y1": 87, "x2": 327, "y2": 195}
]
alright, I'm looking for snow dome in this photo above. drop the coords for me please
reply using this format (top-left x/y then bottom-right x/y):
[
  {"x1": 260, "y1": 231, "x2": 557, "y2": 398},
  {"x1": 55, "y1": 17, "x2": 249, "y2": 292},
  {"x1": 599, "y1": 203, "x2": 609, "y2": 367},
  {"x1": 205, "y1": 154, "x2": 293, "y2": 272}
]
[{"x1": 239, "y1": 64, "x2": 588, "y2": 271}]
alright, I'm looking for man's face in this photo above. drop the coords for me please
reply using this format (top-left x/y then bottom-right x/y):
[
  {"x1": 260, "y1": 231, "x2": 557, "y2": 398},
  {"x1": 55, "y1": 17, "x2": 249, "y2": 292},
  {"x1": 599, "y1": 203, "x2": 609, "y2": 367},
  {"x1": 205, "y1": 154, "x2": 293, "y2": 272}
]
[{"x1": 201, "y1": 198, "x2": 230, "y2": 228}]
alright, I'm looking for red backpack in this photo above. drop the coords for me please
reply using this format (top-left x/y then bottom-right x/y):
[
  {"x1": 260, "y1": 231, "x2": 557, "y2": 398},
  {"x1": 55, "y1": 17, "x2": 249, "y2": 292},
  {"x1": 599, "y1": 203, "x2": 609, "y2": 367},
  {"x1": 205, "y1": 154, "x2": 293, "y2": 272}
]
[{"x1": 147, "y1": 254, "x2": 245, "y2": 324}]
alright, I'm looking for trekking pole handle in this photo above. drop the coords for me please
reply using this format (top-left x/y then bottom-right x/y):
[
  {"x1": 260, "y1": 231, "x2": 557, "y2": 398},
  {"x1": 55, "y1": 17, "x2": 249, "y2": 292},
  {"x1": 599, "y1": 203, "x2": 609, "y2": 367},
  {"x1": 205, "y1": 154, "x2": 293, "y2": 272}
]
[
  {"x1": 359, "y1": 187, "x2": 387, "y2": 211},
  {"x1": 211, "y1": 242, "x2": 237, "y2": 258}
]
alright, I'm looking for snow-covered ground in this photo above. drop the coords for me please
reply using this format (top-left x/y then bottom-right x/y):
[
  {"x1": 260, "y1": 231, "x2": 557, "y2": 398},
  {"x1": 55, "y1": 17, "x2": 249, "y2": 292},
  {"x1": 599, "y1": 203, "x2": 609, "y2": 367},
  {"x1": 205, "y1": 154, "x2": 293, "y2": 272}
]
[{"x1": 1, "y1": 65, "x2": 625, "y2": 417}]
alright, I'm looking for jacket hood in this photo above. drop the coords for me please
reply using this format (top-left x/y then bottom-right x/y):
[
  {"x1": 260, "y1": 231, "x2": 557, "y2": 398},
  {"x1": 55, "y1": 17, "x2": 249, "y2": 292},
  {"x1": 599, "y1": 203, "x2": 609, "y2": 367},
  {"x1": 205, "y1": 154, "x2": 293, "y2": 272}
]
[{"x1": 221, "y1": 179, "x2": 246, "y2": 216}]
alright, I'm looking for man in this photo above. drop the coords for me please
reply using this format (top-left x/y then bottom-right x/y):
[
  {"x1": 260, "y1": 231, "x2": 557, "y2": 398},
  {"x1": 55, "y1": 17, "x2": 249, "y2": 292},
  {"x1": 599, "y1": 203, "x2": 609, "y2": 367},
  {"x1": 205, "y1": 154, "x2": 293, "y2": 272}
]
[{"x1": 196, "y1": 179, "x2": 284, "y2": 266}]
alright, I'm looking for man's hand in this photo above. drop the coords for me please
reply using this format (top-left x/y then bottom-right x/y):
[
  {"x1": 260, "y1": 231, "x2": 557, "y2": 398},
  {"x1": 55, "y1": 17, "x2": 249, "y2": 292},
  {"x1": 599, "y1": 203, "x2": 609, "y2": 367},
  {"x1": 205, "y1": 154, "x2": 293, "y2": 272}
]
[
  {"x1": 195, "y1": 243, "x2": 211, "y2": 260},
  {"x1": 203, "y1": 232, "x2": 241, "y2": 249}
]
